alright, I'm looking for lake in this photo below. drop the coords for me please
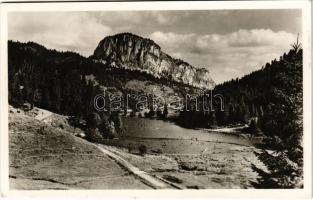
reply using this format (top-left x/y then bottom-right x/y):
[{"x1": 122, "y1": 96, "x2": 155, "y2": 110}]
[{"x1": 121, "y1": 117, "x2": 251, "y2": 146}]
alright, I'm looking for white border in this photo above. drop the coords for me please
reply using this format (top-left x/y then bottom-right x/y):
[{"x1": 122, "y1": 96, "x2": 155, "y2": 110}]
[{"x1": 0, "y1": 1, "x2": 311, "y2": 198}]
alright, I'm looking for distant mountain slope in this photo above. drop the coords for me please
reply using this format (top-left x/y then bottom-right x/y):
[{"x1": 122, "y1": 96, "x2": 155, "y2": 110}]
[
  {"x1": 8, "y1": 40, "x2": 201, "y2": 115},
  {"x1": 178, "y1": 46, "x2": 303, "y2": 134},
  {"x1": 91, "y1": 33, "x2": 215, "y2": 89}
]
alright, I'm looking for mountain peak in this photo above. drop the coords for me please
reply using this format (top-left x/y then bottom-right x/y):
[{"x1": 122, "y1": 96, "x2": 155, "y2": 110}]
[{"x1": 92, "y1": 33, "x2": 215, "y2": 89}]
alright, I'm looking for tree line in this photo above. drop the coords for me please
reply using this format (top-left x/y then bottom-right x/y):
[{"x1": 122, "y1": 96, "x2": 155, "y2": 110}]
[{"x1": 8, "y1": 40, "x2": 196, "y2": 141}]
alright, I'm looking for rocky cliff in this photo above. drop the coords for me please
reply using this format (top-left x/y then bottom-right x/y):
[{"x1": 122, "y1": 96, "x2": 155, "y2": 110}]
[{"x1": 91, "y1": 33, "x2": 215, "y2": 89}]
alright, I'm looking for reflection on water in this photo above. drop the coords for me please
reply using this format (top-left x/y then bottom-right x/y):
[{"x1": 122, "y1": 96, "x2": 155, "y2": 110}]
[{"x1": 122, "y1": 117, "x2": 251, "y2": 146}]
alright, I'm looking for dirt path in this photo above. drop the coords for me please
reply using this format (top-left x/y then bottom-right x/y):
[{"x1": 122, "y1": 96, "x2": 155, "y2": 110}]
[
  {"x1": 31, "y1": 107, "x2": 171, "y2": 189},
  {"x1": 94, "y1": 144, "x2": 172, "y2": 189},
  {"x1": 100, "y1": 139, "x2": 266, "y2": 189}
]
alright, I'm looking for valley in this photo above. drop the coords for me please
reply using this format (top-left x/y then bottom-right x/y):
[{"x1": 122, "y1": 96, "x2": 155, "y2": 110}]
[
  {"x1": 9, "y1": 106, "x2": 266, "y2": 189},
  {"x1": 7, "y1": 32, "x2": 303, "y2": 189}
]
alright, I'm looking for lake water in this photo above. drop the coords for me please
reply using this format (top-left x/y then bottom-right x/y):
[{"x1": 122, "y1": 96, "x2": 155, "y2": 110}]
[{"x1": 122, "y1": 117, "x2": 251, "y2": 146}]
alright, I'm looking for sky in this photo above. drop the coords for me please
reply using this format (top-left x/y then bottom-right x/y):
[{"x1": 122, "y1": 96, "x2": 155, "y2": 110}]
[{"x1": 8, "y1": 10, "x2": 301, "y2": 84}]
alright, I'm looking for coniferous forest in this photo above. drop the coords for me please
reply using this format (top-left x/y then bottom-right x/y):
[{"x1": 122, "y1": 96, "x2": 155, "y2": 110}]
[
  {"x1": 8, "y1": 40, "x2": 200, "y2": 139},
  {"x1": 176, "y1": 42, "x2": 303, "y2": 188}
]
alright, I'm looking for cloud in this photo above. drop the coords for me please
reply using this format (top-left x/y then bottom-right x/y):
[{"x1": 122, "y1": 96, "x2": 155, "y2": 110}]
[
  {"x1": 227, "y1": 29, "x2": 296, "y2": 47},
  {"x1": 149, "y1": 29, "x2": 297, "y2": 84},
  {"x1": 9, "y1": 12, "x2": 112, "y2": 56},
  {"x1": 89, "y1": 11, "x2": 182, "y2": 28},
  {"x1": 149, "y1": 11, "x2": 182, "y2": 25},
  {"x1": 8, "y1": 11, "x2": 298, "y2": 84},
  {"x1": 8, "y1": 11, "x2": 184, "y2": 57},
  {"x1": 90, "y1": 11, "x2": 143, "y2": 25}
]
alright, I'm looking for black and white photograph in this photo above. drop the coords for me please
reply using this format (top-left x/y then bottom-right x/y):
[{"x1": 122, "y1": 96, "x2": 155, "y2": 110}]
[{"x1": 0, "y1": 1, "x2": 311, "y2": 197}]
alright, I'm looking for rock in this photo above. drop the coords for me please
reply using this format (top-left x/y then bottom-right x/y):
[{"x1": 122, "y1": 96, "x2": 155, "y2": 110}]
[
  {"x1": 186, "y1": 185, "x2": 202, "y2": 189},
  {"x1": 92, "y1": 33, "x2": 215, "y2": 89},
  {"x1": 194, "y1": 171, "x2": 206, "y2": 175},
  {"x1": 76, "y1": 132, "x2": 86, "y2": 138},
  {"x1": 22, "y1": 103, "x2": 32, "y2": 111},
  {"x1": 162, "y1": 175, "x2": 183, "y2": 184},
  {"x1": 179, "y1": 162, "x2": 197, "y2": 171},
  {"x1": 151, "y1": 149, "x2": 163, "y2": 154}
]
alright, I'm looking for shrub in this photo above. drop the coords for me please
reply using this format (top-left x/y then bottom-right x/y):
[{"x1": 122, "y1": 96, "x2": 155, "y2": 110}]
[
  {"x1": 86, "y1": 128, "x2": 103, "y2": 142},
  {"x1": 130, "y1": 110, "x2": 136, "y2": 117},
  {"x1": 162, "y1": 104, "x2": 168, "y2": 119},
  {"x1": 38, "y1": 126, "x2": 45, "y2": 134},
  {"x1": 138, "y1": 144, "x2": 147, "y2": 155},
  {"x1": 86, "y1": 112, "x2": 101, "y2": 129},
  {"x1": 156, "y1": 108, "x2": 162, "y2": 117},
  {"x1": 110, "y1": 111, "x2": 124, "y2": 135},
  {"x1": 98, "y1": 114, "x2": 111, "y2": 138},
  {"x1": 127, "y1": 145, "x2": 132, "y2": 153},
  {"x1": 244, "y1": 118, "x2": 261, "y2": 134},
  {"x1": 59, "y1": 124, "x2": 64, "y2": 129}
]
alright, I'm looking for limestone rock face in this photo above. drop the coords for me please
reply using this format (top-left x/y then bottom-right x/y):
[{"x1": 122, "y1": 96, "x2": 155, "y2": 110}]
[{"x1": 92, "y1": 33, "x2": 215, "y2": 89}]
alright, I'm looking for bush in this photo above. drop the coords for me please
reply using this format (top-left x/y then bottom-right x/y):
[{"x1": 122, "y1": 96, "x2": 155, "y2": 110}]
[
  {"x1": 130, "y1": 110, "x2": 136, "y2": 117},
  {"x1": 147, "y1": 109, "x2": 155, "y2": 118},
  {"x1": 86, "y1": 128, "x2": 103, "y2": 142},
  {"x1": 38, "y1": 126, "x2": 46, "y2": 134},
  {"x1": 86, "y1": 112, "x2": 101, "y2": 129},
  {"x1": 162, "y1": 104, "x2": 168, "y2": 119},
  {"x1": 110, "y1": 111, "x2": 124, "y2": 135},
  {"x1": 98, "y1": 114, "x2": 111, "y2": 138},
  {"x1": 156, "y1": 108, "x2": 162, "y2": 117},
  {"x1": 127, "y1": 145, "x2": 132, "y2": 153},
  {"x1": 59, "y1": 124, "x2": 64, "y2": 129},
  {"x1": 138, "y1": 144, "x2": 147, "y2": 155},
  {"x1": 244, "y1": 118, "x2": 261, "y2": 134}
]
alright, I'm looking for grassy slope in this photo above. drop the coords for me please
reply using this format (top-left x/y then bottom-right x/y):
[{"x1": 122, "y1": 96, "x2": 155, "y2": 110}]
[
  {"x1": 9, "y1": 106, "x2": 150, "y2": 190},
  {"x1": 9, "y1": 106, "x2": 267, "y2": 189}
]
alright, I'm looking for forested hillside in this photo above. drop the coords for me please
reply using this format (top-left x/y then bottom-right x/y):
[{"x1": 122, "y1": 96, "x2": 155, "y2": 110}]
[
  {"x1": 8, "y1": 40, "x2": 199, "y2": 116},
  {"x1": 177, "y1": 42, "x2": 303, "y2": 188},
  {"x1": 8, "y1": 40, "x2": 202, "y2": 140},
  {"x1": 179, "y1": 44, "x2": 302, "y2": 131}
]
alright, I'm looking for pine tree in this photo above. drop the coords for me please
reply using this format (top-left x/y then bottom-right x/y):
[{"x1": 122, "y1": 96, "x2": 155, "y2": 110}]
[
  {"x1": 110, "y1": 111, "x2": 124, "y2": 136},
  {"x1": 162, "y1": 104, "x2": 168, "y2": 119},
  {"x1": 228, "y1": 104, "x2": 235, "y2": 124},
  {"x1": 252, "y1": 40, "x2": 303, "y2": 188}
]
